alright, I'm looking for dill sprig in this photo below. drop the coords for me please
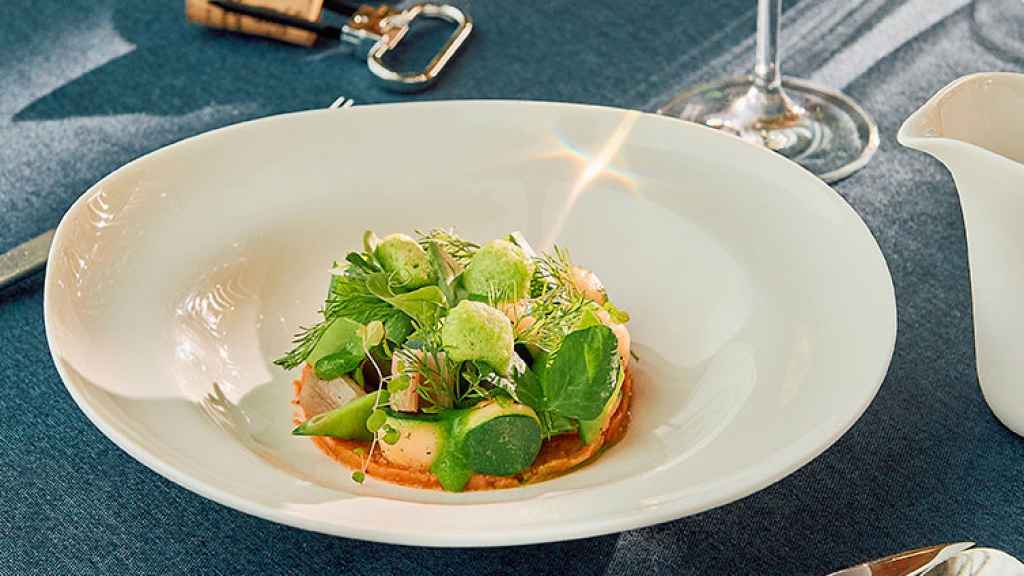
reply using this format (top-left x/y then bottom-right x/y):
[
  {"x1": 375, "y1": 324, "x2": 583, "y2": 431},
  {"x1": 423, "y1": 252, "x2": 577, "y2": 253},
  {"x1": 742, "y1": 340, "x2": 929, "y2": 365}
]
[
  {"x1": 417, "y1": 228, "x2": 479, "y2": 264},
  {"x1": 517, "y1": 292, "x2": 589, "y2": 353},
  {"x1": 482, "y1": 282, "x2": 518, "y2": 307},
  {"x1": 459, "y1": 361, "x2": 504, "y2": 404},
  {"x1": 530, "y1": 245, "x2": 580, "y2": 300},
  {"x1": 274, "y1": 262, "x2": 413, "y2": 369},
  {"x1": 274, "y1": 320, "x2": 330, "y2": 369},
  {"x1": 395, "y1": 345, "x2": 457, "y2": 412},
  {"x1": 515, "y1": 245, "x2": 587, "y2": 353}
]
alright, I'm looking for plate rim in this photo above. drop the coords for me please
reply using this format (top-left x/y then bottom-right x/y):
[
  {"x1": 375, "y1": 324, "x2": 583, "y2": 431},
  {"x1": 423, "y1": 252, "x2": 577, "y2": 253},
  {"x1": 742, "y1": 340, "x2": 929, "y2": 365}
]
[{"x1": 44, "y1": 99, "x2": 897, "y2": 547}]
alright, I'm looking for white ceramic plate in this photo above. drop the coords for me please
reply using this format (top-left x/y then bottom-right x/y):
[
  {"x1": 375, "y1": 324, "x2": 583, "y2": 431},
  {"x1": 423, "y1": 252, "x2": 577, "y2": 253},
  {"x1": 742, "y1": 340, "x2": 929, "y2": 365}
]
[{"x1": 45, "y1": 101, "x2": 895, "y2": 547}]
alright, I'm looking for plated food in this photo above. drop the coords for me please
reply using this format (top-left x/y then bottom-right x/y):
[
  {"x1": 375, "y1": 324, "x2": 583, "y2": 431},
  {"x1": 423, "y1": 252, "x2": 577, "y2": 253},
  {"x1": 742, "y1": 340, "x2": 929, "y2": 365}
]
[
  {"x1": 47, "y1": 100, "x2": 895, "y2": 544},
  {"x1": 278, "y1": 229, "x2": 634, "y2": 492}
]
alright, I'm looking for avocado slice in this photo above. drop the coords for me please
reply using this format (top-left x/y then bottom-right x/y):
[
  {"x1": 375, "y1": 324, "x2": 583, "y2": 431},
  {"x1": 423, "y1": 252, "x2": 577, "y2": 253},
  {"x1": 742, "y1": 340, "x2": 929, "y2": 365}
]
[
  {"x1": 293, "y1": 391, "x2": 379, "y2": 441},
  {"x1": 578, "y1": 366, "x2": 625, "y2": 445}
]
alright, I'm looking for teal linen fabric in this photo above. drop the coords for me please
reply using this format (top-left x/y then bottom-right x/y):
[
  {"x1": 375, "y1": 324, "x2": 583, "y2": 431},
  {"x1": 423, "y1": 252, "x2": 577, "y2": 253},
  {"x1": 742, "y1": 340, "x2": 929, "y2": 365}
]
[{"x1": 1, "y1": 1, "x2": 1022, "y2": 574}]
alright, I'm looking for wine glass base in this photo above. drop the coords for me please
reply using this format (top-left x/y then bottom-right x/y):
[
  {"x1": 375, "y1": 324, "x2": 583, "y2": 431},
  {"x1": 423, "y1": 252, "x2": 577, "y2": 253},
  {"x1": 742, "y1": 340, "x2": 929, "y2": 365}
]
[
  {"x1": 658, "y1": 76, "x2": 879, "y2": 183},
  {"x1": 973, "y1": 0, "x2": 1024, "y2": 59}
]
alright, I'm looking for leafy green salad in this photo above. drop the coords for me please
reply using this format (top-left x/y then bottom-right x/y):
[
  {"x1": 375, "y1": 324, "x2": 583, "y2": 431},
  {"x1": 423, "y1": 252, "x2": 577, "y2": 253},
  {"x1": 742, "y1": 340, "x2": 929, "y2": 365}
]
[{"x1": 277, "y1": 229, "x2": 632, "y2": 492}]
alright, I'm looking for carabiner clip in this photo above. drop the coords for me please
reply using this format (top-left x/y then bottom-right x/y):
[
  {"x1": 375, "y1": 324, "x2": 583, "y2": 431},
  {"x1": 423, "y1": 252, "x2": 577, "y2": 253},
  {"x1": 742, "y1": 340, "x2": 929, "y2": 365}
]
[
  {"x1": 196, "y1": 1, "x2": 472, "y2": 92},
  {"x1": 342, "y1": 3, "x2": 473, "y2": 92}
]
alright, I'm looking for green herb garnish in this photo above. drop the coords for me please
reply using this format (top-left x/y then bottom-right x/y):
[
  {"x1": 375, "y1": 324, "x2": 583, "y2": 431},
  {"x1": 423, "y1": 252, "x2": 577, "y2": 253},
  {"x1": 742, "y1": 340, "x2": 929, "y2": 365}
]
[
  {"x1": 417, "y1": 228, "x2": 479, "y2": 264},
  {"x1": 513, "y1": 324, "x2": 620, "y2": 423},
  {"x1": 280, "y1": 229, "x2": 632, "y2": 490}
]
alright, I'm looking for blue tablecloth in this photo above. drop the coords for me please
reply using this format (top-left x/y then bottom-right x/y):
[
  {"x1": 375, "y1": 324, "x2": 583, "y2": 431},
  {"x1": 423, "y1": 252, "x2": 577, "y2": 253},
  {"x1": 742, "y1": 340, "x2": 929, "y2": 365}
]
[{"x1": 2, "y1": 1, "x2": 1022, "y2": 574}]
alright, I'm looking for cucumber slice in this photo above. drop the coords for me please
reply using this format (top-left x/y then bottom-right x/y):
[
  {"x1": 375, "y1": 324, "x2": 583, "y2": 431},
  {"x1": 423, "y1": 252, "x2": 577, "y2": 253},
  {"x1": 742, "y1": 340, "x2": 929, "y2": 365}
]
[
  {"x1": 379, "y1": 413, "x2": 446, "y2": 471},
  {"x1": 463, "y1": 414, "x2": 542, "y2": 476},
  {"x1": 293, "y1": 391, "x2": 379, "y2": 441},
  {"x1": 455, "y1": 401, "x2": 541, "y2": 477}
]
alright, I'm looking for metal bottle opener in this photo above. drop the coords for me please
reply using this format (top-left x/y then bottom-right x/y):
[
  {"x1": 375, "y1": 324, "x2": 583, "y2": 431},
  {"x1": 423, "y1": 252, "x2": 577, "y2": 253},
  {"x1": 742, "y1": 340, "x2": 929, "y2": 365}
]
[
  {"x1": 342, "y1": 3, "x2": 472, "y2": 91},
  {"x1": 207, "y1": 0, "x2": 472, "y2": 92}
]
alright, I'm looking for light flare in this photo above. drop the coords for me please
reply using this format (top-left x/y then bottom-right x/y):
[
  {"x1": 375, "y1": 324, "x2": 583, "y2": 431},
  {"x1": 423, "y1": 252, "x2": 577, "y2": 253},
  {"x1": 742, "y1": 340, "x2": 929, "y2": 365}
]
[{"x1": 541, "y1": 111, "x2": 641, "y2": 250}]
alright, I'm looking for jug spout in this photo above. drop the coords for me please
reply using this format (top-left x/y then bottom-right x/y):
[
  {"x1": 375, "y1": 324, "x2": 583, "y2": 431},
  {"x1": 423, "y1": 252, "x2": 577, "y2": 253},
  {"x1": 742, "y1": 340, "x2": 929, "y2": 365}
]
[
  {"x1": 898, "y1": 72, "x2": 1024, "y2": 169},
  {"x1": 897, "y1": 91, "x2": 943, "y2": 150},
  {"x1": 899, "y1": 72, "x2": 1024, "y2": 437}
]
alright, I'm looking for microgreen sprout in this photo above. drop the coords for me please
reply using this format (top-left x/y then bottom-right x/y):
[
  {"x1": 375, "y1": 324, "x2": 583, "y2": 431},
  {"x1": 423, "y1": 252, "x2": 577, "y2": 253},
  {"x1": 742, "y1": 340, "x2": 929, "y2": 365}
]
[{"x1": 352, "y1": 326, "x2": 393, "y2": 484}]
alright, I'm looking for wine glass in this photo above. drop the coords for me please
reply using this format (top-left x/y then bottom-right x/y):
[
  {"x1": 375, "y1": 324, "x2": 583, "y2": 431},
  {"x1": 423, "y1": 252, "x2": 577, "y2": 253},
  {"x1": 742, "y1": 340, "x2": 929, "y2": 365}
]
[
  {"x1": 658, "y1": 0, "x2": 878, "y2": 183},
  {"x1": 973, "y1": 0, "x2": 1024, "y2": 58}
]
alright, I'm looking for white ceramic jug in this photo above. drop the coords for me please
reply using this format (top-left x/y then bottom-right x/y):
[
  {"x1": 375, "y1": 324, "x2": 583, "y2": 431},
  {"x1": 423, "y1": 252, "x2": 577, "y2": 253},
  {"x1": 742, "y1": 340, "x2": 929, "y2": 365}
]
[{"x1": 899, "y1": 72, "x2": 1024, "y2": 437}]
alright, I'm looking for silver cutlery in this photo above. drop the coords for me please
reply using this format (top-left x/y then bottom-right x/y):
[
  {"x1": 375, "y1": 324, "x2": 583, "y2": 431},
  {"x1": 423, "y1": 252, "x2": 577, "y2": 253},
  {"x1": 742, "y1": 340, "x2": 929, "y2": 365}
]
[
  {"x1": 830, "y1": 542, "x2": 1024, "y2": 576},
  {"x1": 828, "y1": 542, "x2": 974, "y2": 576},
  {"x1": 0, "y1": 229, "x2": 54, "y2": 291}
]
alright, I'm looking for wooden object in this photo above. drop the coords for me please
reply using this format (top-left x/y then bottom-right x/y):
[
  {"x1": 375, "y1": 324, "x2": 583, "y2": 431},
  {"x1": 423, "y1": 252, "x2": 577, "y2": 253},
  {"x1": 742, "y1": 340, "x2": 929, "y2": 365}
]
[{"x1": 185, "y1": 0, "x2": 326, "y2": 47}]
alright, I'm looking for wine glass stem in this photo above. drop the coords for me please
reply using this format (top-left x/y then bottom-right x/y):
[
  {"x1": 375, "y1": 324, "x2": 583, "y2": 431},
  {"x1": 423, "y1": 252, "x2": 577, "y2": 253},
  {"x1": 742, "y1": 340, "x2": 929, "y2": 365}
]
[
  {"x1": 754, "y1": 0, "x2": 783, "y2": 92},
  {"x1": 746, "y1": 0, "x2": 798, "y2": 121}
]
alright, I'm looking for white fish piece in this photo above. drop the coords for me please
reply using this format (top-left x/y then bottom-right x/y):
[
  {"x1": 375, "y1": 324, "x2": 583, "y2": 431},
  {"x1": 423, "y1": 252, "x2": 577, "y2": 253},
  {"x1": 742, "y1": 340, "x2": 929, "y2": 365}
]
[
  {"x1": 390, "y1": 353, "x2": 421, "y2": 413},
  {"x1": 299, "y1": 366, "x2": 364, "y2": 417}
]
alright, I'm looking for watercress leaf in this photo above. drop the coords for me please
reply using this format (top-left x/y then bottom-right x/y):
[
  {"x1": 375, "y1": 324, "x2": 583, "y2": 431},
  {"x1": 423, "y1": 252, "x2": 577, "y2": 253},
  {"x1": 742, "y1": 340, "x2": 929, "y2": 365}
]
[
  {"x1": 542, "y1": 325, "x2": 619, "y2": 420},
  {"x1": 365, "y1": 272, "x2": 394, "y2": 300},
  {"x1": 386, "y1": 286, "x2": 447, "y2": 327},
  {"x1": 530, "y1": 349, "x2": 551, "y2": 381},
  {"x1": 384, "y1": 314, "x2": 414, "y2": 343},
  {"x1": 363, "y1": 272, "x2": 445, "y2": 328},
  {"x1": 314, "y1": 350, "x2": 363, "y2": 380},
  {"x1": 308, "y1": 317, "x2": 364, "y2": 366},
  {"x1": 512, "y1": 365, "x2": 546, "y2": 412}
]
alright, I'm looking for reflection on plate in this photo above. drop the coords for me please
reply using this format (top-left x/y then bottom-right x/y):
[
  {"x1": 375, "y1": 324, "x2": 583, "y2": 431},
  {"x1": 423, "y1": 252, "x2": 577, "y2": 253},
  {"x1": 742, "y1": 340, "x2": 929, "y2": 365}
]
[{"x1": 45, "y1": 101, "x2": 895, "y2": 546}]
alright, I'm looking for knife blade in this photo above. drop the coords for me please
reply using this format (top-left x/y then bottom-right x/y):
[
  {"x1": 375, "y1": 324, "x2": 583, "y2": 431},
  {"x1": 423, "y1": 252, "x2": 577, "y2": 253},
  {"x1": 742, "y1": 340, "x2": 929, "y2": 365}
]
[
  {"x1": 0, "y1": 229, "x2": 54, "y2": 291},
  {"x1": 828, "y1": 543, "x2": 975, "y2": 576}
]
